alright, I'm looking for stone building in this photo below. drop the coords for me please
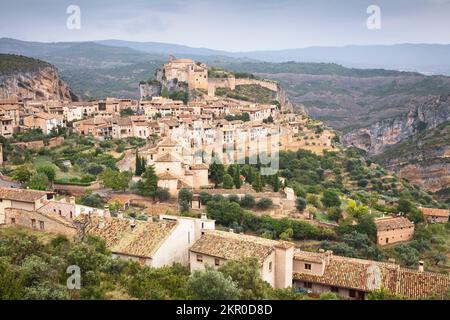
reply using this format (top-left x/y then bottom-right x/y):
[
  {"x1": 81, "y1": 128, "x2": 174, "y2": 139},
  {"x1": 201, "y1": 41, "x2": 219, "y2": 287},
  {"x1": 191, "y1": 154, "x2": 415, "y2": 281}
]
[
  {"x1": 162, "y1": 57, "x2": 208, "y2": 91},
  {"x1": 4, "y1": 207, "x2": 77, "y2": 238},
  {"x1": 189, "y1": 230, "x2": 295, "y2": 289},
  {"x1": 85, "y1": 214, "x2": 214, "y2": 268},
  {"x1": 374, "y1": 216, "x2": 415, "y2": 246},
  {"x1": 0, "y1": 187, "x2": 52, "y2": 224},
  {"x1": 419, "y1": 207, "x2": 449, "y2": 223},
  {"x1": 293, "y1": 250, "x2": 450, "y2": 300}
]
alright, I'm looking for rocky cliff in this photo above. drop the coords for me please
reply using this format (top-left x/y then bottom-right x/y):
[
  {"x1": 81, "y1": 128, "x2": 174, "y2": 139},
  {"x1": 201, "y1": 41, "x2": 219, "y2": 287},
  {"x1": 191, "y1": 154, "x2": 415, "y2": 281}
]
[
  {"x1": 343, "y1": 95, "x2": 450, "y2": 155},
  {"x1": 0, "y1": 54, "x2": 78, "y2": 101},
  {"x1": 343, "y1": 95, "x2": 450, "y2": 200}
]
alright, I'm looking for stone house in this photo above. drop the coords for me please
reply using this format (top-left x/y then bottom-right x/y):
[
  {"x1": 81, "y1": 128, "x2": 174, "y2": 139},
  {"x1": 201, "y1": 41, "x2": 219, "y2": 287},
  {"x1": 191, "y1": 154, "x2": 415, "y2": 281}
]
[
  {"x1": 419, "y1": 207, "x2": 449, "y2": 223},
  {"x1": 23, "y1": 112, "x2": 65, "y2": 135},
  {"x1": 374, "y1": 216, "x2": 415, "y2": 246},
  {"x1": 4, "y1": 207, "x2": 77, "y2": 238},
  {"x1": 85, "y1": 214, "x2": 214, "y2": 268},
  {"x1": 293, "y1": 250, "x2": 450, "y2": 300},
  {"x1": 189, "y1": 230, "x2": 295, "y2": 289},
  {"x1": 0, "y1": 187, "x2": 52, "y2": 224}
]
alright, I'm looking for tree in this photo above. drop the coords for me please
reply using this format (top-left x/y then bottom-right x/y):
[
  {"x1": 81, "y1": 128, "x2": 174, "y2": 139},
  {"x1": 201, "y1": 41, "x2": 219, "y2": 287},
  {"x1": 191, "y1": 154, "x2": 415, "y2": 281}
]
[
  {"x1": 155, "y1": 188, "x2": 170, "y2": 202},
  {"x1": 270, "y1": 172, "x2": 281, "y2": 192},
  {"x1": 252, "y1": 173, "x2": 263, "y2": 192},
  {"x1": 218, "y1": 257, "x2": 269, "y2": 300},
  {"x1": 77, "y1": 190, "x2": 105, "y2": 209},
  {"x1": 135, "y1": 150, "x2": 143, "y2": 176},
  {"x1": 240, "y1": 194, "x2": 255, "y2": 208},
  {"x1": 321, "y1": 189, "x2": 341, "y2": 208},
  {"x1": 12, "y1": 165, "x2": 32, "y2": 183},
  {"x1": 137, "y1": 166, "x2": 158, "y2": 198},
  {"x1": 0, "y1": 259, "x2": 23, "y2": 300},
  {"x1": 100, "y1": 168, "x2": 130, "y2": 191},
  {"x1": 279, "y1": 228, "x2": 294, "y2": 241},
  {"x1": 346, "y1": 199, "x2": 369, "y2": 218},
  {"x1": 296, "y1": 197, "x2": 307, "y2": 212},
  {"x1": 199, "y1": 192, "x2": 212, "y2": 205},
  {"x1": 242, "y1": 165, "x2": 254, "y2": 185},
  {"x1": 209, "y1": 162, "x2": 225, "y2": 188},
  {"x1": 178, "y1": 188, "x2": 192, "y2": 213},
  {"x1": 27, "y1": 172, "x2": 49, "y2": 190},
  {"x1": 37, "y1": 165, "x2": 56, "y2": 182},
  {"x1": 397, "y1": 198, "x2": 413, "y2": 214},
  {"x1": 233, "y1": 165, "x2": 242, "y2": 189},
  {"x1": 407, "y1": 208, "x2": 424, "y2": 224},
  {"x1": 206, "y1": 200, "x2": 243, "y2": 226},
  {"x1": 257, "y1": 198, "x2": 273, "y2": 210},
  {"x1": 328, "y1": 206, "x2": 343, "y2": 222},
  {"x1": 187, "y1": 267, "x2": 240, "y2": 300},
  {"x1": 223, "y1": 174, "x2": 234, "y2": 189}
]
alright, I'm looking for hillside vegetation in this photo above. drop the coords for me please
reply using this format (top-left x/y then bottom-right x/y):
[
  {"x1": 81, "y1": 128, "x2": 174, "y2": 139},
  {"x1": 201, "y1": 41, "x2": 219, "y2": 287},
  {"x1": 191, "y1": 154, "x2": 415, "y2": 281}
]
[
  {"x1": 0, "y1": 54, "x2": 51, "y2": 76},
  {"x1": 216, "y1": 84, "x2": 276, "y2": 104}
]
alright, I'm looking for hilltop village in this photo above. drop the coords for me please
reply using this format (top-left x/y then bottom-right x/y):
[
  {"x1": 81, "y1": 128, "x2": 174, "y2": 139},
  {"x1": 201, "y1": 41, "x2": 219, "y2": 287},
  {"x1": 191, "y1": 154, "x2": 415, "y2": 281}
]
[{"x1": 0, "y1": 57, "x2": 449, "y2": 300}]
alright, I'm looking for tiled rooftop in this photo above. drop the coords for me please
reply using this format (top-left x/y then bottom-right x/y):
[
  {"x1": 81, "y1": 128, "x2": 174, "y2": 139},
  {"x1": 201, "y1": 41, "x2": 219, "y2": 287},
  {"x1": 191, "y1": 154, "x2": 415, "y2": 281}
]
[
  {"x1": 375, "y1": 216, "x2": 414, "y2": 231},
  {"x1": 86, "y1": 217, "x2": 178, "y2": 259},
  {"x1": 0, "y1": 187, "x2": 48, "y2": 203},
  {"x1": 190, "y1": 230, "x2": 287, "y2": 263},
  {"x1": 419, "y1": 207, "x2": 449, "y2": 218},
  {"x1": 293, "y1": 250, "x2": 450, "y2": 299}
]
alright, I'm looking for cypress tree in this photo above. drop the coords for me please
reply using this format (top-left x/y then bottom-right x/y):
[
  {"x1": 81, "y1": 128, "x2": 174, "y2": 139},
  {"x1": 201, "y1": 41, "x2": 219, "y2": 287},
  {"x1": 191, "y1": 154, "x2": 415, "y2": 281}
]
[{"x1": 234, "y1": 165, "x2": 241, "y2": 189}]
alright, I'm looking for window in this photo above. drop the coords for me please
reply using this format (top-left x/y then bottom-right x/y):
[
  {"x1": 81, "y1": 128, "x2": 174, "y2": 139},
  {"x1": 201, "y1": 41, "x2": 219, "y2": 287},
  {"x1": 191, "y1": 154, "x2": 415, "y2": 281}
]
[
  {"x1": 196, "y1": 255, "x2": 203, "y2": 262},
  {"x1": 39, "y1": 221, "x2": 45, "y2": 230},
  {"x1": 59, "y1": 210, "x2": 62, "y2": 216},
  {"x1": 331, "y1": 287, "x2": 339, "y2": 293},
  {"x1": 70, "y1": 212, "x2": 73, "y2": 219},
  {"x1": 304, "y1": 282, "x2": 312, "y2": 289},
  {"x1": 349, "y1": 289, "x2": 356, "y2": 298},
  {"x1": 11, "y1": 218, "x2": 16, "y2": 224},
  {"x1": 269, "y1": 261, "x2": 273, "y2": 272},
  {"x1": 31, "y1": 219, "x2": 36, "y2": 229},
  {"x1": 215, "y1": 258, "x2": 220, "y2": 266},
  {"x1": 305, "y1": 263, "x2": 312, "y2": 270}
]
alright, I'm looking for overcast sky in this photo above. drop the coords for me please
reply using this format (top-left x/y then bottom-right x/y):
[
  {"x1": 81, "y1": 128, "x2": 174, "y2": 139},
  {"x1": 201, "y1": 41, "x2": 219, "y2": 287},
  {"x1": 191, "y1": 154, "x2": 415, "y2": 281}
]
[{"x1": 1, "y1": 0, "x2": 450, "y2": 51}]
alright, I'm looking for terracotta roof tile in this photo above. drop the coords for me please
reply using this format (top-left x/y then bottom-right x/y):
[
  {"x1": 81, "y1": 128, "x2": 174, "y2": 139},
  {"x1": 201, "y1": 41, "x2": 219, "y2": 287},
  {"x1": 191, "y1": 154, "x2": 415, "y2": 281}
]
[
  {"x1": 375, "y1": 216, "x2": 414, "y2": 231},
  {"x1": 86, "y1": 217, "x2": 177, "y2": 258},
  {"x1": 419, "y1": 207, "x2": 449, "y2": 218},
  {"x1": 0, "y1": 187, "x2": 48, "y2": 203},
  {"x1": 190, "y1": 230, "x2": 286, "y2": 263}
]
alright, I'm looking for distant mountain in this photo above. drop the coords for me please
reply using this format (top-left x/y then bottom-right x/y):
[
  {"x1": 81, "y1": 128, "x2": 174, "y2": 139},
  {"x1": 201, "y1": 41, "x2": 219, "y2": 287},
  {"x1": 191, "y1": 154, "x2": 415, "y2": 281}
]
[
  {"x1": 0, "y1": 38, "x2": 170, "y2": 99},
  {"x1": 97, "y1": 40, "x2": 450, "y2": 76},
  {"x1": 97, "y1": 39, "x2": 229, "y2": 57}
]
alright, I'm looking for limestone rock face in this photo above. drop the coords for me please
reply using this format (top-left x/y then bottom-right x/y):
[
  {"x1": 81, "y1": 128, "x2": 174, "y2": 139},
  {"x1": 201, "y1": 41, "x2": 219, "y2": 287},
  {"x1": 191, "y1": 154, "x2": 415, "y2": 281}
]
[
  {"x1": 0, "y1": 66, "x2": 78, "y2": 101},
  {"x1": 343, "y1": 95, "x2": 450, "y2": 198},
  {"x1": 343, "y1": 95, "x2": 450, "y2": 155}
]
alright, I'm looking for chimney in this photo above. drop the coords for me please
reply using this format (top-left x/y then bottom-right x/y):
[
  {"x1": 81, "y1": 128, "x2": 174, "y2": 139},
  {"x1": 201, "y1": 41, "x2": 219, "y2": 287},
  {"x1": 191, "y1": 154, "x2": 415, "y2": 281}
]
[
  {"x1": 325, "y1": 250, "x2": 333, "y2": 264},
  {"x1": 103, "y1": 205, "x2": 110, "y2": 218},
  {"x1": 69, "y1": 196, "x2": 76, "y2": 204},
  {"x1": 201, "y1": 213, "x2": 207, "y2": 221},
  {"x1": 130, "y1": 219, "x2": 136, "y2": 232},
  {"x1": 97, "y1": 217, "x2": 105, "y2": 229},
  {"x1": 418, "y1": 261, "x2": 424, "y2": 272},
  {"x1": 229, "y1": 228, "x2": 234, "y2": 233}
]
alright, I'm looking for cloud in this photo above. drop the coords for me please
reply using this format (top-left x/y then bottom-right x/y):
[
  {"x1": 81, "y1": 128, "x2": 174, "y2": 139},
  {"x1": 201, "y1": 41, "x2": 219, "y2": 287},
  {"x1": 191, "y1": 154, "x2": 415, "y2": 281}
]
[{"x1": 122, "y1": 16, "x2": 170, "y2": 34}]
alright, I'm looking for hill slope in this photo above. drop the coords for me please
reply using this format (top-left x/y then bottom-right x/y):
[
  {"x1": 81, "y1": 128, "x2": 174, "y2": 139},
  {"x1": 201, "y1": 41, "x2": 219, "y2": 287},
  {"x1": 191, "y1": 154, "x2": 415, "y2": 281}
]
[{"x1": 0, "y1": 54, "x2": 77, "y2": 101}]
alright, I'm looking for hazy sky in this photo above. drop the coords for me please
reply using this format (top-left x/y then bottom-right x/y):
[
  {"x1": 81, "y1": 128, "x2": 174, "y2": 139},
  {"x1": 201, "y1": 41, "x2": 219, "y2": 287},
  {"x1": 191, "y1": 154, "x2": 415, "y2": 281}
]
[{"x1": 1, "y1": 0, "x2": 450, "y2": 51}]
